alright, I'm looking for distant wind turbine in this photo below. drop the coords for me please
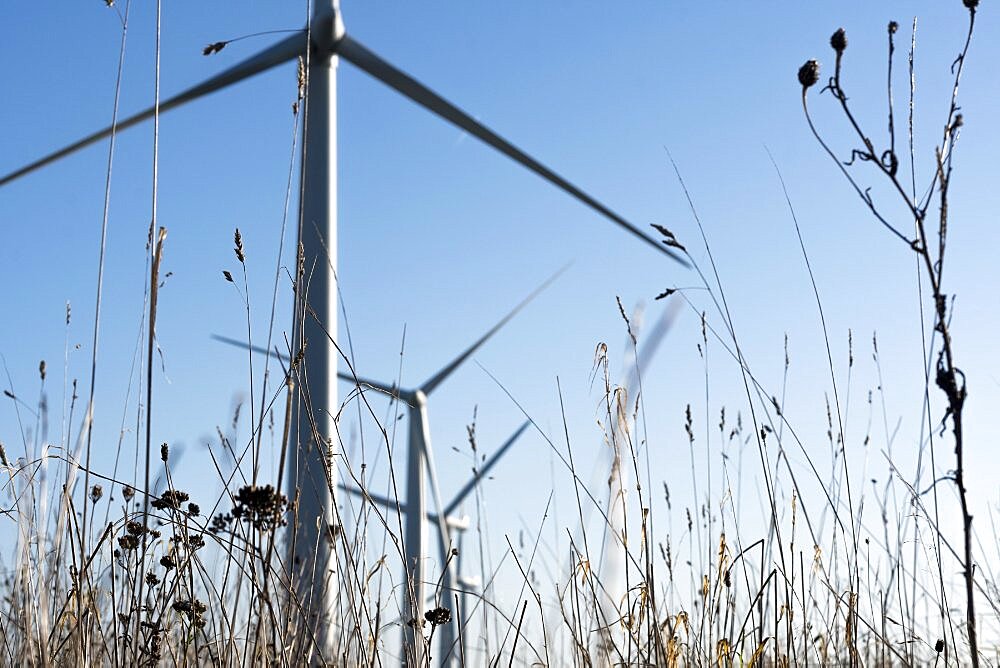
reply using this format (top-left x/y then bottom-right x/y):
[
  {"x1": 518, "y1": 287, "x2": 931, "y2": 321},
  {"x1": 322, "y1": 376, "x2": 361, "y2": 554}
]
[
  {"x1": 216, "y1": 268, "x2": 559, "y2": 660},
  {"x1": 1, "y1": 1, "x2": 687, "y2": 658}
]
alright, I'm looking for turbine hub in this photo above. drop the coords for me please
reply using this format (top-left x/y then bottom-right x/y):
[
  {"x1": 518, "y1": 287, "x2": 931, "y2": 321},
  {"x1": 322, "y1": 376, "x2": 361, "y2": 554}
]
[
  {"x1": 310, "y1": 0, "x2": 345, "y2": 53},
  {"x1": 411, "y1": 389, "x2": 428, "y2": 407}
]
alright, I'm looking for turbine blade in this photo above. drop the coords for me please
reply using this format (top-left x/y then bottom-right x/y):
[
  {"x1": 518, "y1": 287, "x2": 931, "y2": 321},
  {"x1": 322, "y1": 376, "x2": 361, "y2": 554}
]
[
  {"x1": 443, "y1": 419, "x2": 530, "y2": 518},
  {"x1": 339, "y1": 483, "x2": 445, "y2": 525},
  {"x1": 338, "y1": 372, "x2": 408, "y2": 399},
  {"x1": 1, "y1": 32, "x2": 307, "y2": 187},
  {"x1": 211, "y1": 333, "x2": 290, "y2": 362},
  {"x1": 339, "y1": 483, "x2": 407, "y2": 514},
  {"x1": 625, "y1": 298, "x2": 681, "y2": 393},
  {"x1": 211, "y1": 333, "x2": 412, "y2": 400},
  {"x1": 334, "y1": 35, "x2": 689, "y2": 267},
  {"x1": 418, "y1": 265, "x2": 568, "y2": 396}
]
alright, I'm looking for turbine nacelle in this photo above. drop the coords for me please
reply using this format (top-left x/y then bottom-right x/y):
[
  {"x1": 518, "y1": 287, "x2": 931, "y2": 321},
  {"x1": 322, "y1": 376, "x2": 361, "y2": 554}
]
[{"x1": 310, "y1": 0, "x2": 346, "y2": 51}]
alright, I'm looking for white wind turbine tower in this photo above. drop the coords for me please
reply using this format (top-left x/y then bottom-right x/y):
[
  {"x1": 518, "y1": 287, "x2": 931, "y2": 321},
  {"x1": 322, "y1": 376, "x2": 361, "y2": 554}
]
[{"x1": 0, "y1": 1, "x2": 688, "y2": 659}]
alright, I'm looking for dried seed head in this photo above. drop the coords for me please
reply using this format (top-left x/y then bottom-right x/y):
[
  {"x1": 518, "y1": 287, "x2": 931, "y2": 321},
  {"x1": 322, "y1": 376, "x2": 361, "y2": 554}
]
[
  {"x1": 888, "y1": 21, "x2": 899, "y2": 34},
  {"x1": 234, "y1": 228, "x2": 245, "y2": 263},
  {"x1": 39, "y1": 360, "x2": 46, "y2": 381},
  {"x1": 935, "y1": 639, "x2": 945, "y2": 653},
  {"x1": 424, "y1": 606, "x2": 452, "y2": 626},
  {"x1": 118, "y1": 534, "x2": 141, "y2": 551},
  {"x1": 230, "y1": 484, "x2": 289, "y2": 531},
  {"x1": 90, "y1": 484, "x2": 103, "y2": 503},
  {"x1": 203, "y1": 41, "x2": 227, "y2": 56},
  {"x1": 830, "y1": 28, "x2": 847, "y2": 53},
  {"x1": 151, "y1": 489, "x2": 190, "y2": 511},
  {"x1": 122, "y1": 485, "x2": 135, "y2": 501},
  {"x1": 798, "y1": 60, "x2": 821, "y2": 89},
  {"x1": 297, "y1": 56, "x2": 306, "y2": 101},
  {"x1": 963, "y1": 0, "x2": 979, "y2": 9},
  {"x1": 161, "y1": 443, "x2": 169, "y2": 462}
]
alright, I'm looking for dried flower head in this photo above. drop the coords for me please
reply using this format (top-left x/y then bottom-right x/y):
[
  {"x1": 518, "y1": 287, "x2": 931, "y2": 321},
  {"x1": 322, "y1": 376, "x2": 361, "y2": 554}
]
[
  {"x1": 798, "y1": 60, "x2": 821, "y2": 89},
  {"x1": 176, "y1": 532, "x2": 206, "y2": 551},
  {"x1": 172, "y1": 599, "x2": 207, "y2": 627},
  {"x1": 90, "y1": 484, "x2": 103, "y2": 503},
  {"x1": 160, "y1": 443, "x2": 169, "y2": 462},
  {"x1": 830, "y1": 28, "x2": 847, "y2": 53},
  {"x1": 187, "y1": 502, "x2": 201, "y2": 516},
  {"x1": 230, "y1": 484, "x2": 289, "y2": 531},
  {"x1": 39, "y1": 360, "x2": 46, "y2": 381},
  {"x1": 151, "y1": 489, "x2": 190, "y2": 511},
  {"x1": 122, "y1": 485, "x2": 135, "y2": 501},
  {"x1": 160, "y1": 555, "x2": 177, "y2": 570},
  {"x1": 424, "y1": 606, "x2": 452, "y2": 627},
  {"x1": 888, "y1": 21, "x2": 899, "y2": 34},
  {"x1": 118, "y1": 534, "x2": 141, "y2": 551},
  {"x1": 964, "y1": 0, "x2": 979, "y2": 9},
  {"x1": 209, "y1": 512, "x2": 232, "y2": 534}
]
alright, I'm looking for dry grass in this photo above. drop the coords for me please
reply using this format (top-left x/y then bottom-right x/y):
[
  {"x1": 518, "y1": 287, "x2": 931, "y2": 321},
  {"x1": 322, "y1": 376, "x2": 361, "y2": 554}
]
[{"x1": 1, "y1": 2, "x2": 996, "y2": 666}]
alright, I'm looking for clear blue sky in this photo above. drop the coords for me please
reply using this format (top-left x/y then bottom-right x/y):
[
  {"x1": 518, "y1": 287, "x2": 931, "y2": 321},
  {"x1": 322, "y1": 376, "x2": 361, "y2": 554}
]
[{"x1": 1, "y1": 1, "x2": 998, "y2": 633}]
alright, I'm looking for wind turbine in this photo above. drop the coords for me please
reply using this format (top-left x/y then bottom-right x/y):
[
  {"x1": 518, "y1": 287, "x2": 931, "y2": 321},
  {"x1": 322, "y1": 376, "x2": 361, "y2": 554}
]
[
  {"x1": 340, "y1": 418, "x2": 533, "y2": 665},
  {"x1": 216, "y1": 269, "x2": 557, "y2": 660},
  {"x1": 0, "y1": 1, "x2": 688, "y2": 659},
  {"x1": 214, "y1": 335, "x2": 530, "y2": 664},
  {"x1": 339, "y1": 420, "x2": 531, "y2": 665}
]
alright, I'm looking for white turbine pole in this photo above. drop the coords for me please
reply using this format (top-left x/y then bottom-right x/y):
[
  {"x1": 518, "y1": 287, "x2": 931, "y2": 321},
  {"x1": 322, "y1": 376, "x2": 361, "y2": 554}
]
[
  {"x1": 288, "y1": 0, "x2": 343, "y2": 657},
  {"x1": 405, "y1": 393, "x2": 431, "y2": 664}
]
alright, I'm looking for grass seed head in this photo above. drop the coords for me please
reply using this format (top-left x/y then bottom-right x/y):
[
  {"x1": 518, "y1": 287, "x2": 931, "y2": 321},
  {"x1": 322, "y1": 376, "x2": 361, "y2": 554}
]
[{"x1": 234, "y1": 228, "x2": 245, "y2": 263}]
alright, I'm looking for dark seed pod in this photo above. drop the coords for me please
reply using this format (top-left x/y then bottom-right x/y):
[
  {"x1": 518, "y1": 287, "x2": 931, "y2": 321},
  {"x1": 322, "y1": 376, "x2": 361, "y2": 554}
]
[
  {"x1": 798, "y1": 60, "x2": 821, "y2": 89},
  {"x1": 963, "y1": 0, "x2": 979, "y2": 9},
  {"x1": 830, "y1": 28, "x2": 847, "y2": 53},
  {"x1": 424, "y1": 606, "x2": 452, "y2": 627}
]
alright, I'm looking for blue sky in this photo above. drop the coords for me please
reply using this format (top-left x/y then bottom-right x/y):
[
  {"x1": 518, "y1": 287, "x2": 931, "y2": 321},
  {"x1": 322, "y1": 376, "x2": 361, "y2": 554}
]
[{"x1": 2, "y1": 1, "x2": 999, "y2": 633}]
